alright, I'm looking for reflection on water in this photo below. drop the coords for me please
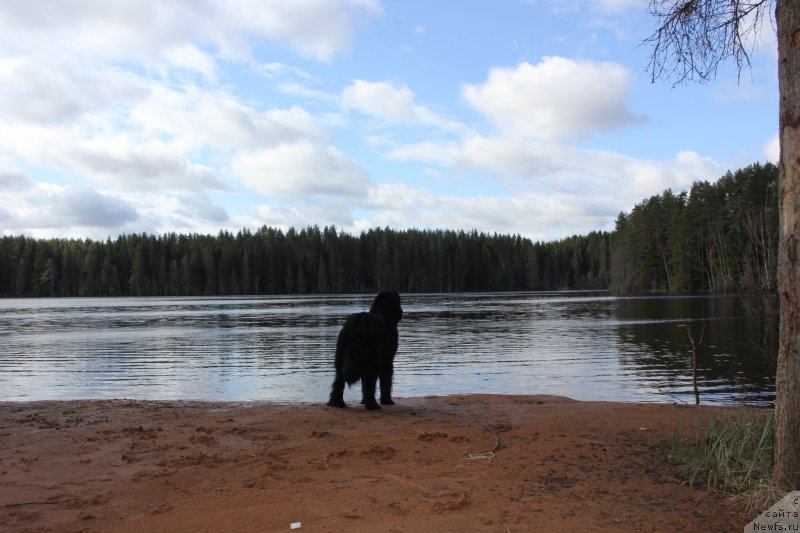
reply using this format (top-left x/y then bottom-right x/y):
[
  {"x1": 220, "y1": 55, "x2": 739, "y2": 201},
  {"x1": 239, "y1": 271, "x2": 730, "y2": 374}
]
[{"x1": 0, "y1": 293, "x2": 776, "y2": 405}]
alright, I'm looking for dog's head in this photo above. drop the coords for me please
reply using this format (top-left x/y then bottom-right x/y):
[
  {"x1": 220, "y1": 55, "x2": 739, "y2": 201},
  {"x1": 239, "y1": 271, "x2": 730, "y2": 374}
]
[{"x1": 370, "y1": 291, "x2": 403, "y2": 322}]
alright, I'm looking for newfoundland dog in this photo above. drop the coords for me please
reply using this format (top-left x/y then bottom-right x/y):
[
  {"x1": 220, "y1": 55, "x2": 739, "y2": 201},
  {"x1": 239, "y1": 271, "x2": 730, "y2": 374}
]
[{"x1": 326, "y1": 291, "x2": 403, "y2": 410}]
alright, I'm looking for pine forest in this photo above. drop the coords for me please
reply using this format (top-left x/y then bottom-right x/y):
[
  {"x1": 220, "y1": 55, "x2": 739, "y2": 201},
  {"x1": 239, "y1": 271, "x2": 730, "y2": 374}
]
[{"x1": 0, "y1": 162, "x2": 777, "y2": 298}]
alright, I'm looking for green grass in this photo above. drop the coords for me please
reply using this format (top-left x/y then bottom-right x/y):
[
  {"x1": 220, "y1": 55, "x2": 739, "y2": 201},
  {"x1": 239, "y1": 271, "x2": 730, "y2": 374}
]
[{"x1": 667, "y1": 409, "x2": 774, "y2": 494}]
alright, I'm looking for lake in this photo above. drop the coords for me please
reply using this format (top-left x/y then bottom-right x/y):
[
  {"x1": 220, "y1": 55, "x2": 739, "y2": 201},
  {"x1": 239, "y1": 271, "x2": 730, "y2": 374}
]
[{"x1": 0, "y1": 292, "x2": 776, "y2": 405}]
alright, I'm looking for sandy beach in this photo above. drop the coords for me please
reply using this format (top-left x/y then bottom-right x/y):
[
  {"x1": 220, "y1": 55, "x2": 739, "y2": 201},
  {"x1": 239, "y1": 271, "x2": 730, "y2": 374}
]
[{"x1": 0, "y1": 395, "x2": 755, "y2": 532}]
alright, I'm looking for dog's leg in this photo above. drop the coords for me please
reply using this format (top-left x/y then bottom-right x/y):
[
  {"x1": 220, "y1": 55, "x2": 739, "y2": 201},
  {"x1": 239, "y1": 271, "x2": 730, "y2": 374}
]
[
  {"x1": 379, "y1": 365, "x2": 395, "y2": 405},
  {"x1": 361, "y1": 372, "x2": 381, "y2": 410},
  {"x1": 327, "y1": 375, "x2": 347, "y2": 408}
]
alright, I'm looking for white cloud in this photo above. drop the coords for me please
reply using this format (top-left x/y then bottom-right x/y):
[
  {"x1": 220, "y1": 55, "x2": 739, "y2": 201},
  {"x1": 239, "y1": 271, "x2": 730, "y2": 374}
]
[
  {"x1": 245, "y1": 204, "x2": 309, "y2": 231},
  {"x1": 341, "y1": 80, "x2": 416, "y2": 122},
  {"x1": 468, "y1": 137, "x2": 723, "y2": 198},
  {"x1": 0, "y1": 0, "x2": 381, "y2": 63},
  {"x1": 139, "y1": 192, "x2": 229, "y2": 229},
  {"x1": 0, "y1": 175, "x2": 141, "y2": 235},
  {"x1": 384, "y1": 133, "x2": 726, "y2": 228},
  {"x1": 0, "y1": 0, "x2": 385, "y2": 236},
  {"x1": 341, "y1": 79, "x2": 471, "y2": 134},
  {"x1": 589, "y1": 0, "x2": 643, "y2": 13},
  {"x1": 0, "y1": 157, "x2": 32, "y2": 191},
  {"x1": 365, "y1": 182, "x2": 434, "y2": 211},
  {"x1": 0, "y1": 57, "x2": 146, "y2": 125},
  {"x1": 47, "y1": 186, "x2": 139, "y2": 228},
  {"x1": 530, "y1": 0, "x2": 643, "y2": 15},
  {"x1": 353, "y1": 182, "x2": 616, "y2": 240},
  {"x1": 232, "y1": 142, "x2": 372, "y2": 199},
  {"x1": 462, "y1": 57, "x2": 643, "y2": 140},
  {"x1": 215, "y1": 0, "x2": 382, "y2": 61},
  {"x1": 0, "y1": 80, "x2": 332, "y2": 195},
  {"x1": 387, "y1": 140, "x2": 462, "y2": 167},
  {"x1": 236, "y1": 199, "x2": 360, "y2": 232},
  {"x1": 131, "y1": 86, "x2": 329, "y2": 152},
  {"x1": 0, "y1": 1, "x2": 204, "y2": 62},
  {"x1": 764, "y1": 135, "x2": 779, "y2": 162},
  {"x1": 357, "y1": 59, "x2": 725, "y2": 239},
  {"x1": 162, "y1": 44, "x2": 218, "y2": 81},
  {"x1": 0, "y1": 121, "x2": 225, "y2": 191},
  {"x1": 277, "y1": 81, "x2": 340, "y2": 104},
  {"x1": 12, "y1": 189, "x2": 233, "y2": 238},
  {"x1": 459, "y1": 136, "x2": 564, "y2": 180},
  {"x1": 0, "y1": 2, "x2": 768, "y2": 244},
  {"x1": 256, "y1": 62, "x2": 311, "y2": 79},
  {"x1": 68, "y1": 136, "x2": 225, "y2": 191}
]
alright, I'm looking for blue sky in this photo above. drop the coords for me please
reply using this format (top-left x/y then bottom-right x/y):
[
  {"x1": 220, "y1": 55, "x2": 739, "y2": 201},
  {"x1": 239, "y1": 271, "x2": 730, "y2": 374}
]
[{"x1": 0, "y1": 0, "x2": 778, "y2": 242}]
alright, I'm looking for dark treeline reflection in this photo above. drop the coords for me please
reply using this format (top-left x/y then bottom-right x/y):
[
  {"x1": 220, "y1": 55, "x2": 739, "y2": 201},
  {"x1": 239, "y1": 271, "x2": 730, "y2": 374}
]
[
  {"x1": 0, "y1": 162, "x2": 777, "y2": 298},
  {"x1": 612, "y1": 296, "x2": 776, "y2": 404}
]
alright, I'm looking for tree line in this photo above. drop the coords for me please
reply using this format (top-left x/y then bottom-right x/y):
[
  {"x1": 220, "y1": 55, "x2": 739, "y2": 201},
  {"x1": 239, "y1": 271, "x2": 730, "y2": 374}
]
[
  {"x1": 610, "y1": 162, "x2": 778, "y2": 293},
  {"x1": 0, "y1": 225, "x2": 611, "y2": 297},
  {"x1": 0, "y1": 161, "x2": 777, "y2": 298}
]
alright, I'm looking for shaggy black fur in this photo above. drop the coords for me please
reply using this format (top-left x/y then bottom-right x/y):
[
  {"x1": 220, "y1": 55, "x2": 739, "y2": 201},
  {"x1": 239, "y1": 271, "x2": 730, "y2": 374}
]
[{"x1": 326, "y1": 291, "x2": 403, "y2": 410}]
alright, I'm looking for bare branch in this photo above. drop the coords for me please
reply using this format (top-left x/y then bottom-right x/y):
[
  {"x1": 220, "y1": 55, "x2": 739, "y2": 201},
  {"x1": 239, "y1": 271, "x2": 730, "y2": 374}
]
[{"x1": 642, "y1": 0, "x2": 774, "y2": 85}]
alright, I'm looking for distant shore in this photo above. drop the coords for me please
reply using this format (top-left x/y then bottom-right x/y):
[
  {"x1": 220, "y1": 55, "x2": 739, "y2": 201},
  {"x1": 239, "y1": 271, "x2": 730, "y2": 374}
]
[{"x1": 0, "y1": 395, "x2": 753, "y2": 532}]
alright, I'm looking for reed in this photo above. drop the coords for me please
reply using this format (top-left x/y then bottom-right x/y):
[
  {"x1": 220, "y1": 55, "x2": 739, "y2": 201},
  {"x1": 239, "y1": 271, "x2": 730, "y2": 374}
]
[{"x1": 667, "y1": 409, "x2": 774, "y2": 494}]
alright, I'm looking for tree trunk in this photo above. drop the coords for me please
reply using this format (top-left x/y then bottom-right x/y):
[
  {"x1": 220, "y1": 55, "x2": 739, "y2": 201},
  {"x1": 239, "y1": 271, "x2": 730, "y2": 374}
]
[{"x1": 775, "y1": 0, "x2": 800, "y2": 492}]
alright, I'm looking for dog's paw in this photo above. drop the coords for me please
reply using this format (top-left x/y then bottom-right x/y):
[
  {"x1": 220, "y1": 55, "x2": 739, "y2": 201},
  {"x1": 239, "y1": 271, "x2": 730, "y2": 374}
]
[
  {"x1": 326, "y1": 399, "x2": 347, "y2": 408},
  {"x1": 364, "y1": 402, "x2": 382, "y2": 410},
  {"x1": 380, "y1": 398, "x2": 395, "y2": 405}
]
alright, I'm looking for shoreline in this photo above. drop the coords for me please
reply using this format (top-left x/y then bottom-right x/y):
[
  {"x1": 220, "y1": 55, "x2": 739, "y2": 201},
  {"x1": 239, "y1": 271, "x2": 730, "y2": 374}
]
[
  {"x1": 0, "y1": 391, "x2": 776, "y2": 407},
  {"x1": 1, "y1": 394, "x2": 756, "y2": 532}
]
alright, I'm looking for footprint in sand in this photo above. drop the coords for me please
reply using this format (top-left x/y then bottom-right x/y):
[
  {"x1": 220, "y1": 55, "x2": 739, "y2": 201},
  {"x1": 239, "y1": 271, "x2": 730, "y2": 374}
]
[
  {"x1": 359, "y1": 446, "x2": 396, "y2": 461},
  {"x1": 417, "y1": 432, "x2": 448, "y2": 442},
  {"x1": 188, "y1": 434, "x2": 217, "y2": 446},
  {"x1": 428, "y1": 491, "x2": 471, "y2": 513}
]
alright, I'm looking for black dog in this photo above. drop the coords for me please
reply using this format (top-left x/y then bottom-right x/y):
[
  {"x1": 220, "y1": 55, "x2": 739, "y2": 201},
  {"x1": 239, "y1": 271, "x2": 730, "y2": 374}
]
[{"x1": 326, "y1": 291, "x2": 403, "y2": 410}]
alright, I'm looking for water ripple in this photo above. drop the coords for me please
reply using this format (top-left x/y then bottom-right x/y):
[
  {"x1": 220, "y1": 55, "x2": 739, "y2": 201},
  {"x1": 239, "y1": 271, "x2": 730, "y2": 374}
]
[{"x1": 0, "y1": 293, "x2": 776, "y2": 404}]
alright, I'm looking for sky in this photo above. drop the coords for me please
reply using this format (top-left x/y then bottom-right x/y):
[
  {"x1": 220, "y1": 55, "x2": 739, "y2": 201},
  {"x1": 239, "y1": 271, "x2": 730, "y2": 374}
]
[{"x1": 0, "y1": 0, "x2": 779, "y2": 242}]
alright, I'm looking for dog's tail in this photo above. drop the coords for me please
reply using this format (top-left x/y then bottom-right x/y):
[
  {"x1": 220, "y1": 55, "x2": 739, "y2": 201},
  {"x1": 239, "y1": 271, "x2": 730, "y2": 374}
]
[
  {"x1": 338, "y1": 313, "x2": 372, "y2": 385},
  {"x1": 341, "y1": 354, "x2": 359, "y2": 385}
]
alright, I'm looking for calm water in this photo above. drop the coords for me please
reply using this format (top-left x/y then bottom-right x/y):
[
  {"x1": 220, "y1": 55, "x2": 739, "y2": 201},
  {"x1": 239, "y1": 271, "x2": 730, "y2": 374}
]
[{"x1": 0, "y1": 293, "x2": 776, "y2": 405}]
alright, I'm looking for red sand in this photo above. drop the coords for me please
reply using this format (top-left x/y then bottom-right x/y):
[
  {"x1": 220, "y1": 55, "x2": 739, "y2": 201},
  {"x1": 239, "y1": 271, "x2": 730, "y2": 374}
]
[{"x1": 0, "y1": 395, "x2": 755, "y2": 532}]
